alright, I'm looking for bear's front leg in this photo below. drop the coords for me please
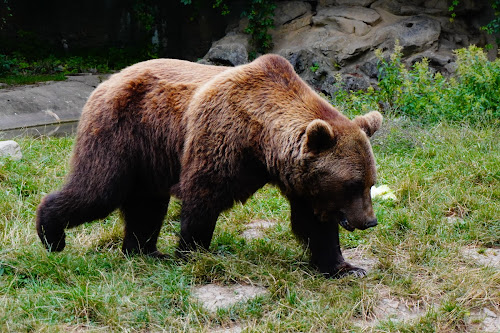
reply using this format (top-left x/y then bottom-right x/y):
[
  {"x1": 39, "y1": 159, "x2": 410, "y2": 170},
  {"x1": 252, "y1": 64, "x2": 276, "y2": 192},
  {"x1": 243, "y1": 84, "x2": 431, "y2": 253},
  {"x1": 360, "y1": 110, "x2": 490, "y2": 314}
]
[
  {"x1": 289, "y1": 198, "x2": 367, "y2": 278},
  {"x1": 175, "y1": 196, "x2": 224, "y2": 258}
]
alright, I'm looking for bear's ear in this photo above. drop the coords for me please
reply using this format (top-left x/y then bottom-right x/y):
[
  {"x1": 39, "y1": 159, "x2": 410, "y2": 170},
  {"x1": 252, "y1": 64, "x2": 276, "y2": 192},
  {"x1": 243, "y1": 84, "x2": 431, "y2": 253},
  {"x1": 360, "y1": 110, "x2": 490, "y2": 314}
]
[
  {"x1": 304, "y1": 119, "x2": 336, "y2": 154},
  {"x1": 353, "y1": 111, "x2": 383, "y2": 137}
]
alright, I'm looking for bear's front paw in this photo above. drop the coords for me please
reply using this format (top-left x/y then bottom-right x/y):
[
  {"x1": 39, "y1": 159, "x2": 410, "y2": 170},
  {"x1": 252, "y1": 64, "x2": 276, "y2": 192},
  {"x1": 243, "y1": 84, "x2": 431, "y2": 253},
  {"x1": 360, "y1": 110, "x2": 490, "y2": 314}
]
[
  {"x1": 38, "y1": 228, "x2": 66, "y2": 252},
  {"x1": 335, "y1": 262, "x2": 367, "y2": 278}
]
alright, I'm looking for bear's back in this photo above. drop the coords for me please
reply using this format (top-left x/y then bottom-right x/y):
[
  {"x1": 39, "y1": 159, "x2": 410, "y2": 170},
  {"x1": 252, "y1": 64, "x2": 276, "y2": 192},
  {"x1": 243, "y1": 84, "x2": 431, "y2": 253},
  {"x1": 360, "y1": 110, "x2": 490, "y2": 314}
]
[{"x1": 119, "y1": 59, "x2": 229, "y2": 86}]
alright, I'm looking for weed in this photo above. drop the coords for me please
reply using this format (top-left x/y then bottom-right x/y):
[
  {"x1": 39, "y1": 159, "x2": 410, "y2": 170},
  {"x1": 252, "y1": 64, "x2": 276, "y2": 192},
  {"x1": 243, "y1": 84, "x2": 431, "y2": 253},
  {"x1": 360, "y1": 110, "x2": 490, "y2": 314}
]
[{"x1": 333, "y1": 44, "x2": 500, "y2": 126}]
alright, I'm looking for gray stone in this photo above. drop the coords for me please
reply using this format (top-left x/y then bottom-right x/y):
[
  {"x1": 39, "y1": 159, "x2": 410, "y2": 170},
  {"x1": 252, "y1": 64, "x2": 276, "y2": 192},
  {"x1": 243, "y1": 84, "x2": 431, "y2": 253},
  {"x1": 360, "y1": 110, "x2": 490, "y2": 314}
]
[
  {"x1": 371, "y1": 0, "x2": 406, "y2": 15},
  {"x1": 271, "y1": 1, "x2": 313, "y2": 36},
  {"x1": 484, "y1": 308, "x2": 497, "y2": 318},
  {"x1": 314, "y1": 6, "x2": 381, "y2": 26},
  {"x1": 374, "y1": 15, "x2": 441, "y2": 54},
  {"x1": 336, "y1": 0, "x2": 377, "y2": 6},
  {"x1": 360, "y1": 58, "x2": 380, "y2": 79},
  {"x1": 203, "y1": 33, "x2": 249, "y2": 66},
  {"x1": 202, "y1": 0, "x2": 493, "y2": 96},
  {"x1": 444, "y1": 62, "x2": 458, "y2": 75},
  {"x1": 0, "y1": 140, "x2": 22, "y2": 161},
  {"x1": 241, "y1": 220, "x2": 276, "y2": 240},
  {"x1": 274, "y1": 1, "x2": 311, "y2": 27},
  {"x1": 400, "y1": 5, "x2": 441, "y2": 15},
  {"x1": 320, "y1": 0, "x2": 376, "y2": 6},
  {"x1": 315, "y1": 16, "x2": 371, "y2": 36},
  {"x1": 343, "y1": 74, "x2": 371, "y2": 91},
  {"x1": 406, "y1": 50, "x2": 455, "y2": 74}
]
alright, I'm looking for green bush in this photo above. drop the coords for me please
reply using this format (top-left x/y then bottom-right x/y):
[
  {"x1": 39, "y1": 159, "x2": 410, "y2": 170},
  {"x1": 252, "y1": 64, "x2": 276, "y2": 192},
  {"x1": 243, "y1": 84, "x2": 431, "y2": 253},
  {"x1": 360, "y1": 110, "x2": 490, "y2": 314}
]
[
  {"x1": 333, "y1": 44, "x2": 500, "y2": 126},
  {"x1": 0, "y1": 47, "x2": 154, "y2": 86}
]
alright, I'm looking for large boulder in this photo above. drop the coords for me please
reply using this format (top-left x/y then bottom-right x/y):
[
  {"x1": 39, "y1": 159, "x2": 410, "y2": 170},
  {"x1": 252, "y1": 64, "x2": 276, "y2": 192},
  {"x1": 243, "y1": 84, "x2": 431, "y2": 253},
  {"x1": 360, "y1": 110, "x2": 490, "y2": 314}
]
[
  {"x1": 313, "y1": 6, "x2": 381, "y2": 37},
  {"x1": 202, "y1": 33, "x2": 250, "y2": 66},
  {"x1": 373, "y1": 15, "x2": 441, "y2": 55},
  {"x1": 201, "y1": 0, "x2": 495, "y2": 97}
]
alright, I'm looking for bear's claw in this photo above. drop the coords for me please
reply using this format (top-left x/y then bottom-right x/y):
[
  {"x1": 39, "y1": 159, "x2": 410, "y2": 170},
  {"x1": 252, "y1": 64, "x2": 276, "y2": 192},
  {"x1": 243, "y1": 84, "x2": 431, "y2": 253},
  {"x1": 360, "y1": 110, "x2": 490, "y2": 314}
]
[
  {"x1": 40, "y1": 231, "x2": 66, "y2": 252},
  {"x1": 333, "y1": 262, "x2": 367, "y2": 278}
]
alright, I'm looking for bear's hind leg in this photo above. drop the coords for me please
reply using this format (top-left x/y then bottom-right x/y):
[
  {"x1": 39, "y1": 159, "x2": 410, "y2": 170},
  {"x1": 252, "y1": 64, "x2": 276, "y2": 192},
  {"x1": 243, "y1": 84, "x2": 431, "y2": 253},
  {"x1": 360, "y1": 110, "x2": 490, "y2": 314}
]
[
  {"x1": 37, "y1": 188, "x2": 119, "y2": 252},
  {"x1": 121, "y1": 194, "x2": 170, "y2": 258}
]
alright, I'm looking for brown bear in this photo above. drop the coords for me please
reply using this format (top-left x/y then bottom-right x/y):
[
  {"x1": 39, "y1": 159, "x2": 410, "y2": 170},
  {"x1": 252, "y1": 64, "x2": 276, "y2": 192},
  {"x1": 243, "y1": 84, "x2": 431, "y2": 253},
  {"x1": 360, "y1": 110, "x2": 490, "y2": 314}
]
[{"x1": 36, "y1": 54, "x2": 382, "y2": 277}]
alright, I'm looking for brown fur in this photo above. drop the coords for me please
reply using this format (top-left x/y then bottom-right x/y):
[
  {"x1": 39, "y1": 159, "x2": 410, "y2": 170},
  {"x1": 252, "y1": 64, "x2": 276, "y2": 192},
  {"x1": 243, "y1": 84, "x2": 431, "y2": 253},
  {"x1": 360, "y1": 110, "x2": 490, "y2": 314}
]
[{"x1": 36, "y1": 55, "x2": 382, "y2": 277}]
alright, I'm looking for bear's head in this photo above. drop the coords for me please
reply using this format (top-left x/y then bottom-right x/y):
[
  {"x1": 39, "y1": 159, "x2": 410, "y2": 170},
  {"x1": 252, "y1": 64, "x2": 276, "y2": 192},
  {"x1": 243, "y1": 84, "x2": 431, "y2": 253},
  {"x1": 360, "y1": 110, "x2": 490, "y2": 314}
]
[{"x1": 300, "y1": 111, "x2": 383, "y2": 231}]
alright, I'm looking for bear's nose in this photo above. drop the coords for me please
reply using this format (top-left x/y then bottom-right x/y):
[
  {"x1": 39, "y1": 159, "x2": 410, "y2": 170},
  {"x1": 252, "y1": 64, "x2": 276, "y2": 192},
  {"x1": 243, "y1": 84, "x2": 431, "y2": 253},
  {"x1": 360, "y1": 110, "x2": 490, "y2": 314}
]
[{"x1": 364, "y1": 218, "x2": 378, "y2": 228}]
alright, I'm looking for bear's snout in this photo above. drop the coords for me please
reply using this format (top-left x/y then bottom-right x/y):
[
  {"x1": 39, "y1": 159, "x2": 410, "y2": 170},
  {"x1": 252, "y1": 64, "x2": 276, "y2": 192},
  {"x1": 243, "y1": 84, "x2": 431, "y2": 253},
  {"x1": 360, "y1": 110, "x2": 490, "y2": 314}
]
[{"x1": 364, "y1": 218, "x2": 378, "y2": 229}]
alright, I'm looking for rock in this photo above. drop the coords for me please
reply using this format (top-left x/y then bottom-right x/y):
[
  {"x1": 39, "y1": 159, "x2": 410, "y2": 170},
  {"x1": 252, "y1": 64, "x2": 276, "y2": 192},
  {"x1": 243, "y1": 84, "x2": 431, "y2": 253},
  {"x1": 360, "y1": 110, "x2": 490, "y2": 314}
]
[
  {"x1": 407, "y1": 50, "x2": 454, "y2": 67},
  {"x1": 400, "y1": 5, "x2": 443, "y2": 15},
  {"x1": 203, "y1": 33, "x2": 249, "y2": 66},
  {"x1": 314, "y1": 6, "x2": 381, "y2": 26},
  {"x1": 374, "y1": 15, "x2": 441, "y2": 55},
  {"x1": 312, "y1": 5, "x2": 380, "y2": 37},
  {"x1": 321, "y1": 0, "x2": 377, "y2": 6},
  {"x1": 343, "y1": 74, "x2": 371, "y2": 91},
  {"x1": 316, "y1": 16, "x2": 372, "y2": 36},
  {"x1": 271, "y1": 1, "x2": 313, "y2": 38},
  {"x1": 274, "y1": 1, "x2": 311, "y2": 27},
  {"x1": 444, "y1": 62, "x2": 458, "y2": 74},
  {"x1": 0, "y1": 140, "x2": 22, "y2": 161},
  {"x1": 201, "y1": 0, "x2": 493, "y2": 98},
  {"x1": 406, "y1": 50, "x2": 456, "y2": 75},
  {"x1": 360, "y1": 57, "x2": 380, "y2": 79},
  {"x1": 468, "y1": 307, "x2": 500, "y2": 333}
]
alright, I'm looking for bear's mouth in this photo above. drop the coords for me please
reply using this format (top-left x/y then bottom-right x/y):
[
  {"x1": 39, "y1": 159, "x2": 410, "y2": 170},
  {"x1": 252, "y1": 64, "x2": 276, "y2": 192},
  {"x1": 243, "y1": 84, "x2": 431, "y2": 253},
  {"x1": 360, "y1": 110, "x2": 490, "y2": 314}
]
[{"x1": 339, "y1": 217, "x2": 355, "y2": 232}]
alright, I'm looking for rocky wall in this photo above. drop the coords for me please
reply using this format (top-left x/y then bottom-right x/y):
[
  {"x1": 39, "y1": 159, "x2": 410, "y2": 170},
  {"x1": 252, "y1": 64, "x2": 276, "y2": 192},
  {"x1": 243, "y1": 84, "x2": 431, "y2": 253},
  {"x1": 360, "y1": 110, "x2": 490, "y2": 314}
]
[{"x1": 201, "y1": 0, "x2": 497, "y2": 96}]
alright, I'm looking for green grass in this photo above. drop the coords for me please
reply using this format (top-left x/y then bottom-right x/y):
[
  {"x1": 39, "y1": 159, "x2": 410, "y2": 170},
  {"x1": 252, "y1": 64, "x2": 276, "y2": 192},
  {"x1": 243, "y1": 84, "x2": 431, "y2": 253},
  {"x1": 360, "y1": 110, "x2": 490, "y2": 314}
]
[
  {"x1": 1, "y1": 118, "x2": 498, "y2": 331},
  {"x1": 0, "y1": 73, "x2": 67, "y2": 87}
]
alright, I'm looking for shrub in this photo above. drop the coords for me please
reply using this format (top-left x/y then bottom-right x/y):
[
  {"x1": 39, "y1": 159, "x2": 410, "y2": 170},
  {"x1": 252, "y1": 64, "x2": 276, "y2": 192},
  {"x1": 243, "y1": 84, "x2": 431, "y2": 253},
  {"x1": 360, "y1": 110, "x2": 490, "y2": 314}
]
[{"x1": 332, "y1": 44, "x2": 500, "y2": 126}]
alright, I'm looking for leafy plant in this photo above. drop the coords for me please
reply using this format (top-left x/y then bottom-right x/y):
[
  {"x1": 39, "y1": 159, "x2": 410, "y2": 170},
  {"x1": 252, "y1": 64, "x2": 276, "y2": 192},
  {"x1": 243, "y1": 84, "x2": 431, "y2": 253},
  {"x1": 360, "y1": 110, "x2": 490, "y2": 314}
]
[
  {"x1": 310, "y1": 63, "x2": 319, "y2": 73},
  {"x1": 180, "y1": 0, "x2": 275, "y2": 55},
  {"x1": 243, "y1": 0, "x2": 276, "y2": 55},
  {"x1": 332, "y1": 44, "x2": 500, "y2": 126},
  {"x1": 450, "y1": 0, "x2": 500, "y2": 44},
  {"x1": 0, "y1": 0, "x2": 12, "y2": 30}
]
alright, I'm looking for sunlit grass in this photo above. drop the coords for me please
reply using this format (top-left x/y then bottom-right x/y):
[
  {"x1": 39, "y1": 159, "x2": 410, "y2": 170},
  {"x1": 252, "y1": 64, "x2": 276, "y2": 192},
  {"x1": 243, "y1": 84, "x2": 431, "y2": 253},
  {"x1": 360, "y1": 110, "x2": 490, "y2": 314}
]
[{"x1": 0, "y1": 119, "x2": 498, "y2": 331}]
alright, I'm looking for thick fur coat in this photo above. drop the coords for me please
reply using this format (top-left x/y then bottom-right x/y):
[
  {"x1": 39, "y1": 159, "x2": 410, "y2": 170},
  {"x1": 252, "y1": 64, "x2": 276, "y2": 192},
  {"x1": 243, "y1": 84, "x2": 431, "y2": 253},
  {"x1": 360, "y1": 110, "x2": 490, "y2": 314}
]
[{"x1": 37, "y1": 54, "x2": 382, "y2": 277}]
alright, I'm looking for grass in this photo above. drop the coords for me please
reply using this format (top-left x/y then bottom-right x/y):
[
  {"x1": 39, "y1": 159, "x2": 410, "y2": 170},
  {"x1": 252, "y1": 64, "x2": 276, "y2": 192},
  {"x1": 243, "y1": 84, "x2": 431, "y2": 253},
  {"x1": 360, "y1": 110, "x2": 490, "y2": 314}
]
[
  {"x1": 0, "y1": 116, "x2": 498, "y2": 331},
  {"x1": 0, "y1": 73, "x2": 67, "y2": 87}
]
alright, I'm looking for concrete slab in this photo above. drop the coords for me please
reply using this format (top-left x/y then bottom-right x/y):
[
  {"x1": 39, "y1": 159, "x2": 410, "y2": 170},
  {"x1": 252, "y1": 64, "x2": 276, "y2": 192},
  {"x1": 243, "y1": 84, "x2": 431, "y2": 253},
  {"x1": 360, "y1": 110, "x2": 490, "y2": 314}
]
[{"x1": 0, "y1": 74, "x2": 109, "y2": 132}]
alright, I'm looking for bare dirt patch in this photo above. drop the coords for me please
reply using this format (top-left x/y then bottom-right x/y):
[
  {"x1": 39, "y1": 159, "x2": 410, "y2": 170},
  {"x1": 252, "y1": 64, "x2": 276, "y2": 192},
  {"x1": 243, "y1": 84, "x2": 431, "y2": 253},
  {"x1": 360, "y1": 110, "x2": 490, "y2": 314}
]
[
  {"x1": 468, "y1": 307, "x2": 500, "y2": 333},
  {"x1": 460, "y1": 246, "x2": 500, "y2": 269},
  {"x1": 241, "y1": 219, "x2": 277, "y2": 240},
  {"x1": 192, "y1": 283, "x2": 268, "y2": 312},
  {"x1": 211, "y1": 325, "x2": 243, "y2": 333},
  {"x1": 354, "y1": 284, "x2": 428, "y2": 330},
  {"x1": 343, "y1": 246, "x2": 379, "y2": 273},
  {"x1": 459, "y1": 247, "x2": 500, "y2": 333}
]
